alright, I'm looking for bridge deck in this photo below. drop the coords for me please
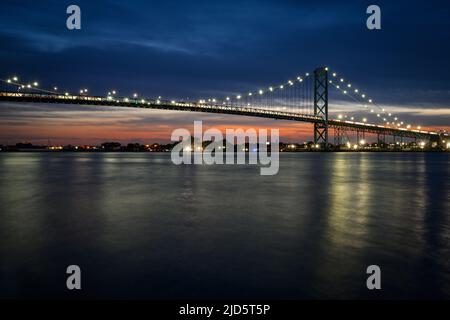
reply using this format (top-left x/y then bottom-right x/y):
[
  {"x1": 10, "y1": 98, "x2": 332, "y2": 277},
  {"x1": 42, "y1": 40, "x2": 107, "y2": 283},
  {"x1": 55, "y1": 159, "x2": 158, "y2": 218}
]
[{"x1": 0, "y1": 92, "x2": 445, "y2": 140}]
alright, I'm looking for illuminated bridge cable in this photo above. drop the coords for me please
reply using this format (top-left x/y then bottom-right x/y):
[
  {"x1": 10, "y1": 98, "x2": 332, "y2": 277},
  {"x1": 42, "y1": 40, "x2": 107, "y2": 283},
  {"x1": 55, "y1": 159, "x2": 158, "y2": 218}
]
[{"x1": 327, "y1": 68, "x2": 418, "y2": 130}]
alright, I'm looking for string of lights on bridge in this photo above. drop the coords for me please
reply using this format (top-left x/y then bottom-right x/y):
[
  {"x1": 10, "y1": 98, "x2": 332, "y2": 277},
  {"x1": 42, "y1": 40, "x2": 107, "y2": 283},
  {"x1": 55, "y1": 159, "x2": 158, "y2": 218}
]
[
  {"x1": 327, "y1": 68, "x2": 422, "y2": 130},
  {"x1": 0, "y1": 69, "x2": 429, "y2": 133}
]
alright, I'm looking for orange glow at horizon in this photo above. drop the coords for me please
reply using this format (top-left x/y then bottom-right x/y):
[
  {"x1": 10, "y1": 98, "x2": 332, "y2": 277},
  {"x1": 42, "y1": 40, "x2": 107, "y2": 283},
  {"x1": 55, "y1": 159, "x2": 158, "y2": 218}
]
[{"x1": 0, "y1": 118, "x2": 314, "y2": 145}]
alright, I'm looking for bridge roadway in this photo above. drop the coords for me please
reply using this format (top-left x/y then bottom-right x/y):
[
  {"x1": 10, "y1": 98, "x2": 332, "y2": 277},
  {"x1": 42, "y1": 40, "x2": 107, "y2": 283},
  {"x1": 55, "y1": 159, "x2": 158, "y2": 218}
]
[{"x1": 0, "y1": 92, "x2": 445, "y2": 141}]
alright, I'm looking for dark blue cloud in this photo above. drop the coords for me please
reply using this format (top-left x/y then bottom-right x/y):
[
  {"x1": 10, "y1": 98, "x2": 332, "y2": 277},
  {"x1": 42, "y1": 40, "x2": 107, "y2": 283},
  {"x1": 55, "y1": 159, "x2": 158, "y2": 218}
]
[{"x1": 1, "y1": 0, "x2": 450, "y2": 108}]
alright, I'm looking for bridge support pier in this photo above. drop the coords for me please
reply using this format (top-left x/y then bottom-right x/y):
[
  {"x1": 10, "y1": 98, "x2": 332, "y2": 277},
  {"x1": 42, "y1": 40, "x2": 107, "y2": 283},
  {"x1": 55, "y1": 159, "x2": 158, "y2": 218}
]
[{"x1": 313, "y1": 67, "x2": 329, "y2": 149}]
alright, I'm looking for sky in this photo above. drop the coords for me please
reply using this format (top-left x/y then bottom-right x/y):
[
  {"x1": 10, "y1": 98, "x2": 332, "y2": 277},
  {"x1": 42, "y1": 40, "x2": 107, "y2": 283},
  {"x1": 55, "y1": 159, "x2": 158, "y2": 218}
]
[{"x1": 0, "y1": 0, "x2": 450, "y2": 145}]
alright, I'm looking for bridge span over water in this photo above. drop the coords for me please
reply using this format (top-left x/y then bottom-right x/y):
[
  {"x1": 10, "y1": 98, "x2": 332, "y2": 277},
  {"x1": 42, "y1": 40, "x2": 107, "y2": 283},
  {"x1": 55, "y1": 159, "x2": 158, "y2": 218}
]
[{"x1": 1, "y1": 67, "x2": 448, "y2": 146}]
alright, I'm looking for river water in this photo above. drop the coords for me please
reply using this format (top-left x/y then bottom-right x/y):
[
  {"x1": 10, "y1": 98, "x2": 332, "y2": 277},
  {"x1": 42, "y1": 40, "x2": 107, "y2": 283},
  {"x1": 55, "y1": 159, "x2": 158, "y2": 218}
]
[{"x1": 0, "y1": 152, "x2": 449, "y2": 299}]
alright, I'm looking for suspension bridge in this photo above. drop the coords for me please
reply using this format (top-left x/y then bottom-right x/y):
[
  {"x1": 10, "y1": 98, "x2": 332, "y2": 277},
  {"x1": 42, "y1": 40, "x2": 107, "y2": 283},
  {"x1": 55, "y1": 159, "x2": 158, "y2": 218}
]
[{"x1": 0, "y1": 67, "x2": 448, "y2": 148}]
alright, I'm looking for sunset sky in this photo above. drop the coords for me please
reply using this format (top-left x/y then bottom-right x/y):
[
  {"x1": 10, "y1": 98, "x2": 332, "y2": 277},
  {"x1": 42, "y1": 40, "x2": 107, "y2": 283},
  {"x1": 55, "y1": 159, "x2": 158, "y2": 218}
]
[{"x1": 1, "y1": 0, "x2": 449, "y2": 145}]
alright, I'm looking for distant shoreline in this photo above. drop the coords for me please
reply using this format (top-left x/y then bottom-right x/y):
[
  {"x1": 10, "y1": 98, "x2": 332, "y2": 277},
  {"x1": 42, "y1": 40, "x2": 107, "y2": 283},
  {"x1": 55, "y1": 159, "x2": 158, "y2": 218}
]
[
  {"x1": 1, "y1": 141, "x2": 448, "y2": 152},
  {"x1": 1, "y1": 150, "x2": 448, "y2": 153}
]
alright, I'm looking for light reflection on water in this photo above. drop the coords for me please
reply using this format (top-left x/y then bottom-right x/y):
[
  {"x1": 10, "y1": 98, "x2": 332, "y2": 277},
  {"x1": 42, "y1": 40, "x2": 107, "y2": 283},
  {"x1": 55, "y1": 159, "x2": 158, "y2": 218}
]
[{"x1": 0, "y1": 152, "x2": 449, "y2": 299}]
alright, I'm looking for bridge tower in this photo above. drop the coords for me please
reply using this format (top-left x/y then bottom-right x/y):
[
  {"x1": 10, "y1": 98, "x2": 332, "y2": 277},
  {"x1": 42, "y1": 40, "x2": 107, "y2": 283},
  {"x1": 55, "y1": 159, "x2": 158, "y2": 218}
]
[{"x1": 314, "y1": 67, "x2": 329, "y2": 148}]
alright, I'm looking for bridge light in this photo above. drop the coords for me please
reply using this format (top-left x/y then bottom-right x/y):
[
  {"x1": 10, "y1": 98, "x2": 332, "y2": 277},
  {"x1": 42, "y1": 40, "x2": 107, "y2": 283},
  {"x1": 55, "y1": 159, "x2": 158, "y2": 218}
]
[
  {"x1": 362, "y1": 94, "x2": 366, "y2": 98},
  {"x1": 288, "y1": 81, "x2": 293, "y2": 85},
  {"x1": 27, "y1": 84, "x2": 31, "y2": 88},
  {"x1": 305, "y1": 73, "x2": 309, "y2": 76},
  {"x1": 54, "y1": 87, "x2": 58, "y2": 91},
  {"x1": 32, "y1": 82, "x2": 38, "y2": 87},
  {"x1": 354, "y1": 89, "x2": 358, "y2": 93},
  {"x1": 343, "y1": 90, "x2": 347, "y2": 94},
  {"x1": 347, "y1": 84, "x2": 351, "y2": 88},
  {"x1": 171, "y1": 100, "x2": 176, "y2": 104},
  {"x1": 6, "y1": 79, "x2": 11, "y2": 83},
  {"x1": 340, "y1": 78, "x2": 344, "y2": 82},
  {"x1": 259, "y1": 90, "x2": 263, "y2": 95},
  {"x1": 336, "y1": 85, "x2": 340, "y2": 89},
  {"x1": 332, "y1": 73, "x2": 337, "y2": 77},
  {"x1": 112, "y1": 90, "x2": 116, "y2": 95},
  {"x1": 133, "y1": 93, "x2": 138, "y2": 98},
  {"x1": 368, "y1": 99, "x2": 372, "y2": 103},
  {"x1": 237, "y1": 95, "x2": 241, "y2": 99},
  {"x1": 13, "y1": 76, "x2": 18, "y2": 81},
  {"x1": 269, "y1": 87, "x2": 273, "y2": 91},
  {"x1": 279, "y1": 85, "x2": 284, "y2": 89}
]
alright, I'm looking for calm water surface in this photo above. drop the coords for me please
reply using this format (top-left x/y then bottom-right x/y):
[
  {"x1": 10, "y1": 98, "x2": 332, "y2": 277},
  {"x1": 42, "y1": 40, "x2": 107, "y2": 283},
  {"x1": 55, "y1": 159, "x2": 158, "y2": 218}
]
[{"x1": 0, "y1": 152, "x2": 449, "y2": 299}]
